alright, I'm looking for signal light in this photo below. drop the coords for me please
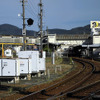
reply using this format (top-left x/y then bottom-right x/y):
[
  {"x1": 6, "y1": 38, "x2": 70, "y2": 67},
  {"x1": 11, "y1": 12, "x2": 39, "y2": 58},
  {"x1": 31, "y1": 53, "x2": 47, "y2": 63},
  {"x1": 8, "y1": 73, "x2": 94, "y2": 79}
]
[
  {"x1": 27, "y1": 18, "x2": 34, "y2": 25},
  {"x1": 42, "y1": 36, "x2": 48, "y2": 43}
]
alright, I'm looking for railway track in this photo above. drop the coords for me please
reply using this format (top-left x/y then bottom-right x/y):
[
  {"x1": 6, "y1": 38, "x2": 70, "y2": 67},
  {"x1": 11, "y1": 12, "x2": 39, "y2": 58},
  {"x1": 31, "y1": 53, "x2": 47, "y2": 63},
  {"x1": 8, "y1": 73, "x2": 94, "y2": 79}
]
[
  {"x1": 18, "y1": 58, "x2": 98, "y2": 100},
  {"x1": 67, "y1": 81, "x2": 100, "y2": 100}
]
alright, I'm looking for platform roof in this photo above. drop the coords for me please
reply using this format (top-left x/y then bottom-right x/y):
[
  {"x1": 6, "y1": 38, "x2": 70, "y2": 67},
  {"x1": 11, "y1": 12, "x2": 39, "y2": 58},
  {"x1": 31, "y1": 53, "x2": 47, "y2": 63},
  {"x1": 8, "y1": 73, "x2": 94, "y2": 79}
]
[{"x1": 82, "y1": 44, "x2": 100, "y2": 48}]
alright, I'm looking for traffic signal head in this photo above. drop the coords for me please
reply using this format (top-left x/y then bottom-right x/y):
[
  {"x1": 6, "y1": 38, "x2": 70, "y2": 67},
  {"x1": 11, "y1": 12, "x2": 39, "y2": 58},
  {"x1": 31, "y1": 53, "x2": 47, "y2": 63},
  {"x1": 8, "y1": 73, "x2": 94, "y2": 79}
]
[
  {"x1": 42, "y1": 36, "x2": 48, "y2": 43},
  {"x1": 27, "y1": 18, "x2": 34, "y2": 25},
  {"x1": 43, "y1": 38, "x2": 48, "y2": 43}
]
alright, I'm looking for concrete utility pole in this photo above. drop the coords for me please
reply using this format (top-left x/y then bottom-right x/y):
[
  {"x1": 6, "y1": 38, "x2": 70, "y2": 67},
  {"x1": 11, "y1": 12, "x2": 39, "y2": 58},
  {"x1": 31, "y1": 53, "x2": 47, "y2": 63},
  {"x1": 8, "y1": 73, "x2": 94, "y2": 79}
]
[
  {"x1": 22, "y1": 0, "x2": 27, "y2": 50},
  {"x1": 39, "y1": 0, "x2": 43, "y2": 58},
  {"x1": 46, "y1": 26, "x2": 49, "y2": 53}
]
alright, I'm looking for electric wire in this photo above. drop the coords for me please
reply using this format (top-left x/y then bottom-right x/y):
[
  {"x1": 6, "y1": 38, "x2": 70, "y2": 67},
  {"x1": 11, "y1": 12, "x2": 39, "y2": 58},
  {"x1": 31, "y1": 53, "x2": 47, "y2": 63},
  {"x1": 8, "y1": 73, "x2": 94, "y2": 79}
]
[
  {"x1": 27, "y1": 0, "x2": 37, "y2": 16},
  {"x1": 26, "y1": 6, "x2": 37, "y2": 19},
  {"x1": 28, "y1": 0, "x2": 38, "y2": 14},
  {"x1": 26, "y1": 4, "x2": 36, "y2": 17},
  {"x1": 25, "y1": 0, "x2": 39, "y2": 21}
]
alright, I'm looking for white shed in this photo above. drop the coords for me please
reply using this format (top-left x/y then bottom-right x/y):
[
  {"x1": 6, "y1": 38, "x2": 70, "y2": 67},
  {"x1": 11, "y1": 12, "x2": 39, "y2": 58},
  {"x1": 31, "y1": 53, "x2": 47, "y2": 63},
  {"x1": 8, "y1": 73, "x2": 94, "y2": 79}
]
[
  {"x1": 19, "y1": 58, "x2": 32, "y2": 75},
  {"x1": 18, "y1": 51, "x2": 40, "y2": 73},
  {"x1": 38, "y1": 58, "x2": 45, "y2": 71},
  {"x1": 18, "y1": 51, "x2": 46, "y2": 73},
  {"x1": 0, "y1": 59, "x2": 20, "y2": 76}
]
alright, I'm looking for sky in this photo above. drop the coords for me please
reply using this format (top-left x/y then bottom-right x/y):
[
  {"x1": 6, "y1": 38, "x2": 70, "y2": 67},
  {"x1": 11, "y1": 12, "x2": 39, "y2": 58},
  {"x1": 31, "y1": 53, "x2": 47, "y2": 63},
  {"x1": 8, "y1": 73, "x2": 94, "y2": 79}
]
[{"x1": 0, "y1": 0, "x2": 100, "y2": 31}]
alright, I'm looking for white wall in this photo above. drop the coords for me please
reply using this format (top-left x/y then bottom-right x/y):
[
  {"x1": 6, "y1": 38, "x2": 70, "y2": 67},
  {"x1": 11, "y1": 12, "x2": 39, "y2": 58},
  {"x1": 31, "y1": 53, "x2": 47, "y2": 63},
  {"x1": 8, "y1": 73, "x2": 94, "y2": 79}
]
[
  {"x1": 48, "y1": 34, "x2": 56, "y2": 43},
  {"x1": 93, "y1": 36, "x2": 100, "y2": 44},
  {"x1": 57, "y1": 40, "x2": 85, "y2": 50}
]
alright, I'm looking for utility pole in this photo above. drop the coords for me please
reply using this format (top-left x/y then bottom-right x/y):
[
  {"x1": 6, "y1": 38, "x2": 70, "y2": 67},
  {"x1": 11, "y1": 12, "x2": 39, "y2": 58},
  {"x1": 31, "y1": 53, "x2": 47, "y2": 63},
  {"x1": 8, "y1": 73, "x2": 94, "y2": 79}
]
[
  {"x1": 21, "y1": 0, "x2": 27, "y2": 50},
  {"x1": 39, "y1": 0, "x2": 43, "y2": 58},
  {"x1": 46, "y1": 26, "x2": 49, "y2": 53}
]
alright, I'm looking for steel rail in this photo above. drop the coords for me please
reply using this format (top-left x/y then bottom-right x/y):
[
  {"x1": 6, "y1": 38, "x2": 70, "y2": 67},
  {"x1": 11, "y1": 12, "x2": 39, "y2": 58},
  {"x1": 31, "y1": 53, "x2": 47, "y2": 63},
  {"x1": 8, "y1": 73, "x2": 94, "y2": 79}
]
[
  {"x1": 47, "y1": 58, "x2": 96, "y2": 100},
  {"x1": 18, "y1": 58, "x2": 95, "y2": 100},
  {"x1": 80, "y1": 89, "x2": 100, "y2": 100},
  {"x1": 17, "y1": 58, "x2": 85, "y2": 100}
]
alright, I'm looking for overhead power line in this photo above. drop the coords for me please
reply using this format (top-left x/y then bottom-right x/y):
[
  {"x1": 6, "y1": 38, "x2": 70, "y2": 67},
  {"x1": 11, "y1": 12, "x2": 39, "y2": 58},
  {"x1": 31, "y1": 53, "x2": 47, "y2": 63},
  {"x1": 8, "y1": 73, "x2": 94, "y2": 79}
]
[
  {"x1": 29, "y1": 0, "x2": 38, "y2": 14},
  {"x1": 27, "y1": 0, "x2": 38, "y2": 16},
  {"x1": 26, "y1": 6, "x2": 37, "y2": 19}
]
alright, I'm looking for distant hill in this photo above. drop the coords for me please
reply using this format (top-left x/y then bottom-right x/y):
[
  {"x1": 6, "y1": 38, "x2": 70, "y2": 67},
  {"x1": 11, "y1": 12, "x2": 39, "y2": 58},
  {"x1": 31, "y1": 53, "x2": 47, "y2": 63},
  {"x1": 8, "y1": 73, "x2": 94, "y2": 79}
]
[
  {"x1": 48, "y1": 25, "x2": 90, "y2": 35},
  {"x1": 0, "y1": 24, "x2": 36, "y2": 36},
  {"x1": 0, "y1": 24, "x2": 91, "y2": 36}
]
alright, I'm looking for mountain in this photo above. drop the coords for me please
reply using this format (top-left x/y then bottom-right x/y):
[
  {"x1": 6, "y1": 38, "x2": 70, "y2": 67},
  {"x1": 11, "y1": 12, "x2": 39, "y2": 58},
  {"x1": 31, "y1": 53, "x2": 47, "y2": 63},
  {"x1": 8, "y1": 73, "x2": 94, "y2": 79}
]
[
  {"x1": 48, "y1": 25, "x2": 90, "y2": 35},
  {"x1": 0, "y1": 24, "x2": 36, "y2": 36},
  {"x1": 0, "y1": 24, "x2": 91, "y2": 36}
]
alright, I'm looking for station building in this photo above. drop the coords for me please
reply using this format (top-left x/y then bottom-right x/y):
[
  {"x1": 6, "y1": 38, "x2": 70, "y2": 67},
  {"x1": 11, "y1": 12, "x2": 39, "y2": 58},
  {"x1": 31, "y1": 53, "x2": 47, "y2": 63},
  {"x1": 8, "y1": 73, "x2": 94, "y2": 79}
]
[
  {"x1": 0, "y1": 34, "x2": 91, "y2": 52},
  {"x1": 0, "y1": 22, "x2": 100, "y2": 58}
]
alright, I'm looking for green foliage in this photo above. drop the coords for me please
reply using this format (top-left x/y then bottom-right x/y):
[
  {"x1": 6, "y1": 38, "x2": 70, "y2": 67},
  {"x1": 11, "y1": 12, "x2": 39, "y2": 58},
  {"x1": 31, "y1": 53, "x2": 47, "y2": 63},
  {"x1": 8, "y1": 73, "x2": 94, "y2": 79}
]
[
  {"x1": 46, "y1": 57, "x2": 52, "y2": 63},
  {"x1": 43, "y1": 45, "x2": 52, "y2": 52},
  {"x1": 69, "y1": 57, "x2": 74, "y2": 64},
  {"x1": 8, "y1": 88, "x2": 13, "y2": 93},
  {"x1": 55, "y1": 57, "x2": 63, "y2": 64}
]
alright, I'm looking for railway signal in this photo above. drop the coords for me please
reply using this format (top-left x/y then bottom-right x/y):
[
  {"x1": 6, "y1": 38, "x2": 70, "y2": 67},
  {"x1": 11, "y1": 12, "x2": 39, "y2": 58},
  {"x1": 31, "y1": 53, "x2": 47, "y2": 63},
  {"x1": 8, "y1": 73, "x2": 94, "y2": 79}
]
[
  {"x1": 27, "y1": 18, "x2": 34, "y2": 26},
  {"x1": 42, "y1": 35, "x2": 48, "y2": 43}
]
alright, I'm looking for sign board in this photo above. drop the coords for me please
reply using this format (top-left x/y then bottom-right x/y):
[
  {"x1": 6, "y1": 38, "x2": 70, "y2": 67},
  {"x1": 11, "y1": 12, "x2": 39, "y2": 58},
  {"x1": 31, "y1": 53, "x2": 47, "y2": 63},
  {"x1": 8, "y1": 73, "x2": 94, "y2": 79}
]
[
  {"x1": 22, "y1": 28, "x2": 26, "y2": 35},
  {"x1": 90, "y1": 21, "x2": 100, "y2": 28}
]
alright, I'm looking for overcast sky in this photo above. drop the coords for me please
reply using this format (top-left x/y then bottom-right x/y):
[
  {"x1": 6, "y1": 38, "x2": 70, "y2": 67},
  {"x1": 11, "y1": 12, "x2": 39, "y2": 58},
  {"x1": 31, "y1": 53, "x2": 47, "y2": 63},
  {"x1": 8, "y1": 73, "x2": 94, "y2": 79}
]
[{"x1": 0, "y1": 0, "x2": 100, "y2": 31}]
